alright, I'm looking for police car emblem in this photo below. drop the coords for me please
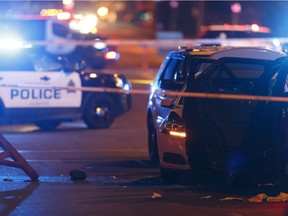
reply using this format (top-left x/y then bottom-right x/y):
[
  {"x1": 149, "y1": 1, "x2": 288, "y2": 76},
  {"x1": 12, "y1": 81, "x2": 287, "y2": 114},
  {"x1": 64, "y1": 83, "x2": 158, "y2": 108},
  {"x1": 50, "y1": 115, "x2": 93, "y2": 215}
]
[{"x1": 67, "y1": 80, "x2": 76, "y2": 93}]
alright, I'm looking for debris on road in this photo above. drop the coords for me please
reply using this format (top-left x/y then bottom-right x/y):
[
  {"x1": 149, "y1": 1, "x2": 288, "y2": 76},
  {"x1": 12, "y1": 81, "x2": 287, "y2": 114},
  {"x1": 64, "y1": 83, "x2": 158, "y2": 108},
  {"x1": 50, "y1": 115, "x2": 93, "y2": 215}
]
[
  {"x1": 266, "y1": 192, "x2": 288, "y2": 202},
  {"x1": 220, "y1": 196, "x2": 244, "y2": 201},
  {"x1": 201, "y1": 195, "x2": 212, "y2": 199},
  {"x1": 218, "y1": 192, "x2": 288, "y2": 203},
  {"x1": 151, "y1": 192, "x2": 162, "y2": 199},
  {"x1": 247, "y1": 193, "x2": 268, "y2": 203}
]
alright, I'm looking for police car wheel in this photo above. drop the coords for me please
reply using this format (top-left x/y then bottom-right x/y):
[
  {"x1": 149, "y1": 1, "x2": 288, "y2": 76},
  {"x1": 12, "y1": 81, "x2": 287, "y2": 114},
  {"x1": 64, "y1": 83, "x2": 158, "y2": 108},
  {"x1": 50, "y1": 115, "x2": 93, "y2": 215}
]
[
  {"x1": 83, "y1": 95, "x2": 115, "y2": 129},
  {"x1": 148, "y1": 115, "x2": 159, "y2": 163},
  {"x1": 35, "y1": 120, "x2": 62, "y2": 131}
]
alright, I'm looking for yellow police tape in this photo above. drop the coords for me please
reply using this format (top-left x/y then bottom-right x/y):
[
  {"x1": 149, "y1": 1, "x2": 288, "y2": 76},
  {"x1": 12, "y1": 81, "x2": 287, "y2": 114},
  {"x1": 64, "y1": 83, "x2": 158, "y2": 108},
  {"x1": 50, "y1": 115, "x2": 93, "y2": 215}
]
[{"x1": 2, "y1": 84, "x2": 288, "y2": 103}]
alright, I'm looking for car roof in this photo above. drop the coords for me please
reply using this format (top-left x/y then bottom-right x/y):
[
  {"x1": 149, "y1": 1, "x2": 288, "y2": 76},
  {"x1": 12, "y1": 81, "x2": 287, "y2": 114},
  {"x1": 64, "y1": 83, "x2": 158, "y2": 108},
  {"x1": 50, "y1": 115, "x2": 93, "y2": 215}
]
[
  {"x1": 210, "y1": 47, "x2": 286, "y2": 60},
  {"x1": 177, "y1": 46, "x2": 286, "y2": 61}
]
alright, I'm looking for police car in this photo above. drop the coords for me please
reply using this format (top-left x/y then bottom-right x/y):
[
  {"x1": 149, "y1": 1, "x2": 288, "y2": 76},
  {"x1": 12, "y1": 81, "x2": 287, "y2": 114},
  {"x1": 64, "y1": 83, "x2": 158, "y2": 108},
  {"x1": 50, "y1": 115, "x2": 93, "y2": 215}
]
[
  {"x1": 0, "y1": 17, "x2": 120, "y2": 69},
  {"x1": 147, "y1": 46, "x2": 288, "y2": 185},
  {"x1": 0, "y1": 47, "x2": 131, "y2": 130}
]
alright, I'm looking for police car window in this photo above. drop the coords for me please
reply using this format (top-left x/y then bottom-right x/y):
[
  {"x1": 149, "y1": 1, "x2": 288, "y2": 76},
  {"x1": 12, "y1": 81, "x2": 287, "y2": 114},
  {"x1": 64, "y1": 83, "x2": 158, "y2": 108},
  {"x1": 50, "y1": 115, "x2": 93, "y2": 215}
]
[
  {"x1": 32, "y1": 55, "x2": 63, "y2": 72},
  {"x1": 52, "y1": 23, "x2": 70, "y2": 38},
  {"x1": 155, "y1": 56, "x2": 170, "y2": 81},
  {"x1": 193, "y1": 60, "x2": 214, "y2": 78},
  {"x1": 161, "y1": 58, "x2": 184, "y2": 81},
  {"x1": 207, "y1": 61, "x2": 265, "y2": 93},
  {"x1": 0, "y1": 54, "x2": 34, "y2": 71}
]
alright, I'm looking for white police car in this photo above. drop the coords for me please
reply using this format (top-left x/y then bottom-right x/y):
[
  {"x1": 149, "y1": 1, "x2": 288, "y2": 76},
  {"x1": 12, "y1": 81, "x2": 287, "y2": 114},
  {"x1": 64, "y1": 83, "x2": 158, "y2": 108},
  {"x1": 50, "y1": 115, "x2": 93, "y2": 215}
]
[
  {"x1": 0, "y1": 47, "x2": 131, "y2": 130},
  {"x1": 147, "y1": 46, "x2": 288, "y2": 185}
]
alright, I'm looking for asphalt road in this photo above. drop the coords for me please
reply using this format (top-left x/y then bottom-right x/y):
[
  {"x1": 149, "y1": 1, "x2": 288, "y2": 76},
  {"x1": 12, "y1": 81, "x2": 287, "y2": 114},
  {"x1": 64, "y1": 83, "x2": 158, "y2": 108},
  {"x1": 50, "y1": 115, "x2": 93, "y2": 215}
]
[{"x1": 1, "y1": 68, "x2": 288, "y2": 216}]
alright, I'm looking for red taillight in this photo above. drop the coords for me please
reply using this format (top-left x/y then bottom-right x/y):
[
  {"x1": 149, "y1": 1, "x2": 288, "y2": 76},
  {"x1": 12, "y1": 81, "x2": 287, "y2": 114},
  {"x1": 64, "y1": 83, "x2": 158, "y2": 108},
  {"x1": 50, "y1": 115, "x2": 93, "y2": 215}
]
[{"x1": 104, "y1": 51, "x2": 119, "y2": 60}]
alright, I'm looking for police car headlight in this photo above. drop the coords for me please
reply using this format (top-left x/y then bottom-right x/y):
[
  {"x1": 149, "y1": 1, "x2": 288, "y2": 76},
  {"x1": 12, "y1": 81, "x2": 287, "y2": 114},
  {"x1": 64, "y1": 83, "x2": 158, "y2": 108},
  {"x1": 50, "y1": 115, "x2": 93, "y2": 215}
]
[
  {"x1": 160, "y1": 112, "x2": 186, "y2": 138},
  {"x1": 93, "y1": 41, "x2": 107, "y2": 50},
  {"x1": 123, "y1": 83, "x2": 130, "y2": 90}
]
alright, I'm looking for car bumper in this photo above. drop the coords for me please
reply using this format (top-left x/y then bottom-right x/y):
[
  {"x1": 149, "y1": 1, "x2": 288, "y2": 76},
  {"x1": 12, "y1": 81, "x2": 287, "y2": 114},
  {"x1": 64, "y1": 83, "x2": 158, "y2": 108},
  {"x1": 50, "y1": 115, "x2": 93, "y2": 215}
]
[{"x1": 158, "y1": 130, "x2": 190, "y2": 170}]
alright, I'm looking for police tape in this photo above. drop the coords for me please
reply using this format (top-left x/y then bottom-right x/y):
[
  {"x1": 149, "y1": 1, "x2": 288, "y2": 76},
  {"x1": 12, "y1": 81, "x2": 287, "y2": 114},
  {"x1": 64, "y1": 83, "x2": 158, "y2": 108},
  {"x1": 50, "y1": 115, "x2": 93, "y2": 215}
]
[
  {"x1": 3, "y1": 84, "x2": 288, "y2": 103},
  {"x1": 27, "y1": 38, "x2": 288, "y2": 48}
]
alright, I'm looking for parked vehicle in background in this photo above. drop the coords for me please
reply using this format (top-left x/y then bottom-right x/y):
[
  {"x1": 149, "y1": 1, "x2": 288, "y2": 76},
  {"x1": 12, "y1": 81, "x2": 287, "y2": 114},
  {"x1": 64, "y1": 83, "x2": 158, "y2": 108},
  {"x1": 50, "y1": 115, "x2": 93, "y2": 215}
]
[
  {"x1": 0, "y1": 17, "x2": 119, "y2": 69},
  {"x1": 0, "y1": 47, "x2": 131, "y2": 130},
  {"x1": 197, "y1": 24, "x2": 272, "y2": 39},
  {"x1": 195, "y1": 24, "x2": 282, "y2": 51},
  {"x1": 147, "y1": 46, "x2": 288, "y2": 186}
]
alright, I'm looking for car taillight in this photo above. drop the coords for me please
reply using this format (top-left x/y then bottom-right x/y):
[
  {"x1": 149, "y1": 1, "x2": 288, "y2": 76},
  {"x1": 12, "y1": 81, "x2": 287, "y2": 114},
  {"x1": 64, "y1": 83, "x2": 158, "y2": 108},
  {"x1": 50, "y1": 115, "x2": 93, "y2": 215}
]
[
  {"x1": 104, "y1": 51, "x2": 119, "y2": 60},
  {"x1": 160, "y1": 112, "x2": 186, "y2": 138}
]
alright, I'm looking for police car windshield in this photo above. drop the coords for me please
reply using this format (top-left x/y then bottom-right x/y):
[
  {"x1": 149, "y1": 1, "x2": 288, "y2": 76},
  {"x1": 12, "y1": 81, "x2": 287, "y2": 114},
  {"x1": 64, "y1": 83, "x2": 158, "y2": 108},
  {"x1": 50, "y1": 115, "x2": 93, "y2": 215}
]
[
  {"x1": 0, "y1": 52, "x2": 66, "y2": 72},
  {"x1": 0, "y1": 53, "x2": 34, "y2": 71}
]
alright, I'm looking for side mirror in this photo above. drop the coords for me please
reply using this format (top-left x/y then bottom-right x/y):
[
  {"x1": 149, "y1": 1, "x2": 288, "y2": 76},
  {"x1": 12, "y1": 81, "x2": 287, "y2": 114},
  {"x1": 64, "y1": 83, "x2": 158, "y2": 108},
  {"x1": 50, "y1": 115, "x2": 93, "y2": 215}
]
[
  {"x1": 75, "y1": 60, "x2": 87, "y2": 72},
  {"x1": 160, "y1": 79, "x2": 183, "y2": 90}
]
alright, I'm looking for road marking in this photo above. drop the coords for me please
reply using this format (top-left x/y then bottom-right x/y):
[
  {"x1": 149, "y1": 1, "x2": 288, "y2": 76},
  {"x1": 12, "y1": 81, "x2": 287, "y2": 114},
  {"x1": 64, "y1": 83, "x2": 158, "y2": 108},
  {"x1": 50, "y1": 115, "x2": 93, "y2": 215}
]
[{"x1": 129, "y1": 79, "x2": 153, "y2": 85}]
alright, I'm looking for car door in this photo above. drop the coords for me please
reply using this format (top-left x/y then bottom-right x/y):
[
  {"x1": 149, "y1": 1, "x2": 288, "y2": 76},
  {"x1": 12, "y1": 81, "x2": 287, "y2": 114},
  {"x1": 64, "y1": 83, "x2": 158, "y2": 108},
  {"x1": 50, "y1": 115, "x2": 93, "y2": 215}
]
[
  {"x1": 0, "y1": 52, "x2": 82, "y2": 108},
  {"x1": 184, "y1": 57, "x2": 276, "y2": 170}
]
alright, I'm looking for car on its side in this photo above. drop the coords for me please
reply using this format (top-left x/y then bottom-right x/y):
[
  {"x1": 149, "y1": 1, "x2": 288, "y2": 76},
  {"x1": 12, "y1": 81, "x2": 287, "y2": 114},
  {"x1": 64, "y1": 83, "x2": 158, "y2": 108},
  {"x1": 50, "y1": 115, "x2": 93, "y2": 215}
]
[
  {"x1": 0, "y1": 47, "x2": 131, "y2": 130},
  {"x1": 147, "y1": 46, "x2": 288, "y2": 185}
]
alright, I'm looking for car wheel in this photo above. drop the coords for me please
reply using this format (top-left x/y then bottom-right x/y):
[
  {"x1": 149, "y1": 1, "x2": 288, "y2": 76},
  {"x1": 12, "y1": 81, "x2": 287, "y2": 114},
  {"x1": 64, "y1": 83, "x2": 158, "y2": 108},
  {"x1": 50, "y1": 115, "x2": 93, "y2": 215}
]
[
  {"x1": 83, "y1": 95, "x2": 115, "y2": 129},
  {"x1": 35, "y1": 120, "x2": 62, "y2": 131},
  {"x1": 147, "y1": 116, "x2": 159, "y2": 162},
  {"x1": 160, "y1": 166, "x2": 180, "y2": 184}
]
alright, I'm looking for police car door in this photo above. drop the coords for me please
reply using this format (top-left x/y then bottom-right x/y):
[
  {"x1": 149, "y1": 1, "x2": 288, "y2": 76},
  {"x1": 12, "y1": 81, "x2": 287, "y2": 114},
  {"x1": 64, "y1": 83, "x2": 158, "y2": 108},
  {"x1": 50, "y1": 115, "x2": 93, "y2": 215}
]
[
  {"x1": 0, "y1": 52, "x2": 82, "y2": 108},
  {"x1": 185, "y1": 57, "x2": 269, "y2": 168}
]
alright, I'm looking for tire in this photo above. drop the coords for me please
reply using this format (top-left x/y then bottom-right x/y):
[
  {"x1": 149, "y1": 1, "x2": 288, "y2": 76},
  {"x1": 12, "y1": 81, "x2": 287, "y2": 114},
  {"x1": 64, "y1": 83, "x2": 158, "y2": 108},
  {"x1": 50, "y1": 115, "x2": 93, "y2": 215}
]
[
  {"x1": 147, "y1": 116, "x2": 159, "y2": 162},
  {"x1": 83, "y1": 95, "x2": 115, "y2": 129},
  {"x1": 160, "y1": 166, "x2": 180, "y2": 184},
  {"x1": 35, "y1": 120, "x2": 62, "y2": 131}
]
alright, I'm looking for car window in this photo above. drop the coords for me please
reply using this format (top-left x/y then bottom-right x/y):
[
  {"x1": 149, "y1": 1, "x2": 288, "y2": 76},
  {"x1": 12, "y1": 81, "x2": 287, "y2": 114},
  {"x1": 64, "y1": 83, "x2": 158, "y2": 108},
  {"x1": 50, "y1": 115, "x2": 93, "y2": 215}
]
[
  {"x1": 32, "y1": 54, "x2": 64, "y2": 72},
  {"x1": 192, "y1": 60, "x2": 215, "y2": 78},
  {"x1": 0, "y1": 53, "x2": 35, "y2": 71},
  {"x1": 155, "y1": 56, "x2": 170, "y2": 81},
  {"x1": 52, "y1": 22, "x2": 70, "y2": 38},
  {"x1": 204, "y1": 60, "x2": 266, "y2": 94},
  {"x1": 161, "y1": 58, "x2": 184, "y2": 82}
]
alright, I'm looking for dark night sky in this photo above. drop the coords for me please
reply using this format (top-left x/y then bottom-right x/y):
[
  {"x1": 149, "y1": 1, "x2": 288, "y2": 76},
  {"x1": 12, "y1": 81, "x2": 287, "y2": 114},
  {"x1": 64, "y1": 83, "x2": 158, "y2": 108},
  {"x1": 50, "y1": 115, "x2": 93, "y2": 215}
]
[{"x1": 0, "y1": 1, "x2": 288, "y2": 37}]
